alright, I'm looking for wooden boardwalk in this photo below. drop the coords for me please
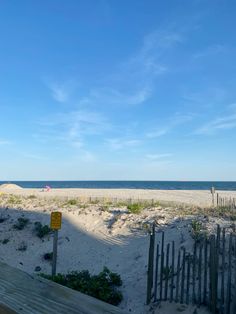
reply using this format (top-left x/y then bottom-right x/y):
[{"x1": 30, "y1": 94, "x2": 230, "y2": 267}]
[{"x1": 0, "y1": 262, "x2": 129, "y2": 314}]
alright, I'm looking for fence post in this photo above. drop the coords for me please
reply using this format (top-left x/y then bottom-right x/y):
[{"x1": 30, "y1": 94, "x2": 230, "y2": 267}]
[
  {"x1": 154, "y1": 243, "x2": 159, "y2": 302},
  {"x1": 210, "y1": 235, "x2": 217, "y2": 314},
  {"x1": 159, "y1": 231, "x2": 165, "y2": 301},
  {"x1": 180, "y1": 248, "x2": 186, "y2": 304},
  {"x1": 192, "y1": 241, "x2": 197, "y2": 304},
  {"x1": 225, "y1": 233, "x2": 232, "y2": 314},
  {"x1": 164, "y1": 243, "x2": 170, "y2": 300},
  {"x1": 175, "y1": 249, "x2": 181, "y2": 303},
  {"x1": 203, "y1": 237, "x2": 208, "y2": 305},
  {"x1": 146, "y1": 224, "x2": 155, "y2": 304},
  {"x1": 170, "y1": 241, "x2": 175, "y2": 302}
]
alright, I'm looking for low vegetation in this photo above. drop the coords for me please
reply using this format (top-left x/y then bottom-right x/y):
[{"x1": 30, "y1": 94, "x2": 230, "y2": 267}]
[
  {"x1": 127, "y1": 203, "x2": 144, "y2": 214},
  {"x1": 43, "y1": 252, "x2": 53, "y2": 261},
  {"x1": 7, "y1": 195, "x2": 22, "y2": 205},
  {"x1": 190, "y1": 220, "x2": 206, "y2": 242},
  {"x1": 41, "y1": 267, "x2": 123, "y2": 306},
  {"x1": 1, "y1": 238, "x2": 9, "y2": 244},
  {"x1": 27, "y1": 194, "x2": 37, "y2": 199},
  {"x1": 34, "y1": 222, "x2": 51, "y2": 238},
  {"x1": 17, "y1": 241, "x2": 27, "y2": 251},
  {"x1": 65, "y1": 199, "x2": 78, "y2": 206},
  {"x1": 13, "y1": 217, "x2": 29, "y2": 230}
]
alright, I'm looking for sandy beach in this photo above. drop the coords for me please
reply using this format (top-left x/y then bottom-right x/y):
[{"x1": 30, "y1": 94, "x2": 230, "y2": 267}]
[
  {"x1": 0, "y1": 186, "x2": 235, "y2": 313},
  {"x1": 1, "y1": 186, "x2": 236, "y2": 207}
]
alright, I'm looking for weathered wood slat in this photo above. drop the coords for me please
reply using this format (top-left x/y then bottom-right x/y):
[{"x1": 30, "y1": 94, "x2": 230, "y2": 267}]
[{"x1": 0, "y1": 262, "x2": 129, "y2": 314}]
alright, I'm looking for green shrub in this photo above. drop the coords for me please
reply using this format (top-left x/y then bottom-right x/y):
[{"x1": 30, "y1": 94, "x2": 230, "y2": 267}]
[
  {"x1": 2, "y1": 238, "x2": 9, "y2": 244},
  {"x1": 13, "y1": 217, "x2": 29, "y2": 230},
  {"x1": 127, "y1": 203, "x2": 143, "y2": 214},
  {"x1": 43, "y1": 252, "x2": 53, "y2": 261},
  {"x1": 0, "y1": 217, "x2": 7, "y2": 223},
  {"x1": 65, "y1": 199, "x2": 78, "y2": 206},
  {"x1": 17, "y1": 241, "x2": 27, "y2": 251},
  {"x1": 34, "y1": 222, "x2": 51, "y2": 238},
  {"x1": 40, "y1": 267, "x2": 122, "y2": 306},
  {"x1": 28, "y1": 194, "x2": 37, "y2": 199},
  {"x1": 7, "y1": 195, "x2": 22, "y2": 205},
  {"x1": 191, "y1": 220, "x2": 206, "y2": 242}
]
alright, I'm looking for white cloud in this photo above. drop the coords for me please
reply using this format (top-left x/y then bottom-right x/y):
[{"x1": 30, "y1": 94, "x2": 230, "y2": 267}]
[
  {"x1": 146, "y1": 114, "x2": 193, "y2": 138},
  {"x1": 106, "y1": 138, "x2": 141, "y2": 150},
  {"x1": 196, "y1": 114, "x2": 236, "y2": 135},
  {"x1": 146, "y1": 129, "x2": 169, "y2": 138},
  {"x1": 0, "y1": 139, "x2": 10, "y2": 145},
  {"x1": 50, "y1": 83, "x2": 69, "y2": 103},
  {"x1": 146, "y1": 153, "x2": 172, "y2": 160},
  {"x1": 193, "y1": 44, "x2": 227, "y2": 59}
]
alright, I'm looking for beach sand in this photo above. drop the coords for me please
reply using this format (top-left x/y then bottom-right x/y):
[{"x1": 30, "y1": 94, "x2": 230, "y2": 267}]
[
  {"x1": 0, "y1": 187, "x2": 235, "y2": 313},
  {"x1": 1, "y1": 186, "x2": 236, "y2": 207}
]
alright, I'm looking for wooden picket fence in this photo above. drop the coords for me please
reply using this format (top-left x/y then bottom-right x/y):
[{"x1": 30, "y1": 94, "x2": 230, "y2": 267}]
[
  {"x1": 216, "y1": 194, "x2": 236, "y2": 209},
  {"x1": 146, "y1": 224, "x2": 236, "y2": 313}
]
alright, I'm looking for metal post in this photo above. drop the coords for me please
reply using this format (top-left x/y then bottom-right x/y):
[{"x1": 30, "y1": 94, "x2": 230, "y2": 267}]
[{"x1": 52, "y1": 230, "x2": 58, "y2": 276}]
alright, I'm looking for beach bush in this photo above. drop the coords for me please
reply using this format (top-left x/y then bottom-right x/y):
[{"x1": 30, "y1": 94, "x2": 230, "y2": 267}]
[
  {"x1": 65, "y1": 199, "x2": 78, "y2": 206},
  {"x1": 2, "y1": 238, "x2": 9, "y2": 244},
  {"x1": 191, "y1": 220, "x2": 206, "y2": 242},
  {"x1": 43, "y1": 252, "x2": 53, "y2": 261},
  {"x1": 40, "y1": 267, "x2": 123, "y2": 306},
  {"x1": 127, "y1": 203, "x2": 144, "y2": 214},
  {"x1": 0, "y1": 217, "x2": 7, "y2": 223},
  {"x1": 34, "y1": 222, "x2": 51, "y2": 238},
  {"x1": 7, "y1": 195, "x2": 22, "y2": 205},
  {"x1": 13, "y1": 217, "x2": 29, "y2": 230},
  {"x1": 27, "y1": 194, "x2": 37, "y2": 199},
  {"x1": 17, "y1": 241, "x2": 27, "y2": 251}
]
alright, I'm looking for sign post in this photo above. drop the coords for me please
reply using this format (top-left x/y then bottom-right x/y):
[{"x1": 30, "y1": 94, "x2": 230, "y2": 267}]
[{"x1": 50, "y1": 211, "x2": 62, "y2": 276}]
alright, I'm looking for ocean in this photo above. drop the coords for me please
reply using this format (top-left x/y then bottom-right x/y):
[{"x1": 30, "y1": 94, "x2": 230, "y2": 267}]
[{"x1": 0, "y1": 181, "x2": 236, "y2": 190}]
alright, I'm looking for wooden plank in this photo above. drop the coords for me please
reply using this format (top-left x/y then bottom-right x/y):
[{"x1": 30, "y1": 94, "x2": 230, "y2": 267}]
[
  {"x1": 154, "y1": 244, "x2": 159, "y2": 302},
  {"x1": 146, "y1": 224, "x2": 155, "y2": 304},
  {"x1": 175, "y1": 249, "x2": 181, "y2": 303},
  {"x1": 164, "y1": 243, "x2": 170, "y2": 300},
  {"x1": 159, "y1": 231, "x2": 165, "y2": 301},
  {"x1": 198, "y1": 242, "x2": 203, "y2": 305},
  {"x1": 210, "y1": 235, "x2": 217, "y2": 314},
  {"x1": 221, "y1": 228, "x2": 226, "y2": 314},
  {"x1": 192, "y1": 241, "x2": 197, "y2": 304},
  {"x1": 180, "y1": 248, "x2": 186, "y2": 304},
  {"x1": 186, "y1": 254, "x2": 191, "y2": 305},
  {"x1": 0, "y1": 262, "x2": 129, "y2": 314},
  {"x1": 170, "y1": 241, "x2": 175, "y2": 302},
  {"x1": 203, "y1": 238, "x2": 208, "y2": 305},
  {"x1": 225, "y1": 233, "x2": 232, "y2": 314}
]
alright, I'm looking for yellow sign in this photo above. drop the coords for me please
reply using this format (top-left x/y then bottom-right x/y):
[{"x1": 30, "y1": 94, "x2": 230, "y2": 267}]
[{"x1": 50, "y1": 212, "x2": 62, "y2": 230}]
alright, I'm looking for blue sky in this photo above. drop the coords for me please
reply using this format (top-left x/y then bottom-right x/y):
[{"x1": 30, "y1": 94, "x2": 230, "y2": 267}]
[{"x1": 0, "y1": 0, "x2": 236, "y2": 181}]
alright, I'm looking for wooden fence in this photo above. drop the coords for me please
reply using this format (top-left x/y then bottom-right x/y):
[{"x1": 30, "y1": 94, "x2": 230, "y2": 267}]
[
  {"x1": 146, "y1": 224, "x2": 236, "y2": 313},
  {"x1": 216, "y1": 194, "x2": 236, "y2": 209}
]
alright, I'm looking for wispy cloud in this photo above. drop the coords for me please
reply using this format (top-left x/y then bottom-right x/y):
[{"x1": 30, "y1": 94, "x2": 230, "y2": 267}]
[
  {"x1": 196, "y1": 113, "x2": 236, "y2": 135},
  {"x1": 146, "y1": 128, "x2": 169, "y2": 138},
  {"x1": 50, "y1": 83, "x2": 69, "y2": 103},
  {"x1": 0, "y1": 139, "x2": 10, "y2": 145},
  {"x1": 37, "y1": 109, "x2": 108, "y2": 149},
  {"x1": 76, "y1": 28, "x2": 184, "y2": 108},
  {"x1": 45, "y1": 79, "x2": 78, "y2": 103},
  {"x1": 146, "y1": 153, "x2": 172, "y2": 160},
  {"x1": 193, "y1": 44, "x2": 227, "y2": 59},
  {"x1": 146, "y1": 113, "x2": 193, "y2": 138},
  {"x1": 106, "y1": 138, "x2": 141, "y2": 150}
]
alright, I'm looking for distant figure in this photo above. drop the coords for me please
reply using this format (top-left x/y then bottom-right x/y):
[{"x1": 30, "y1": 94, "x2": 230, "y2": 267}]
[{"x1": 45, "y1": 185, "x2": 51, "y2": 192}]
